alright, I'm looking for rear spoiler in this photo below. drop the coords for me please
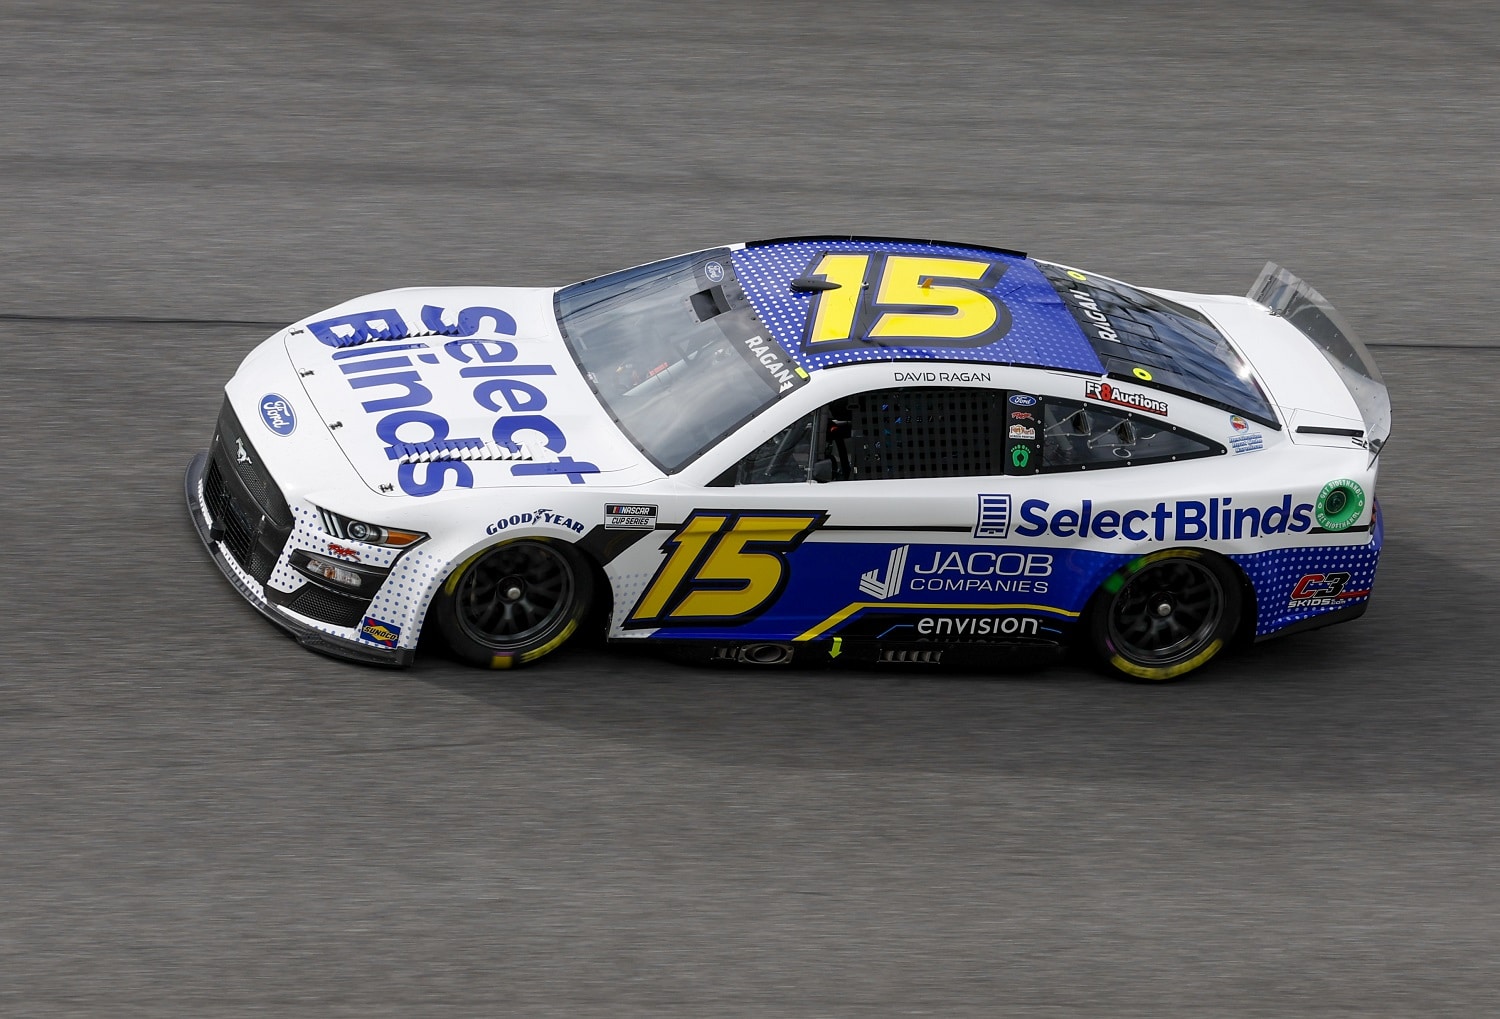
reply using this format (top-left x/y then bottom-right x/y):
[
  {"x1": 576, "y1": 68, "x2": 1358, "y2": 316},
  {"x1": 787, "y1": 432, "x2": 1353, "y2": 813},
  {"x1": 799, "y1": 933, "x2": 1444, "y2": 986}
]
[{"x1": 1248, "y1": 263, "x2": 1390, "y2": 460}]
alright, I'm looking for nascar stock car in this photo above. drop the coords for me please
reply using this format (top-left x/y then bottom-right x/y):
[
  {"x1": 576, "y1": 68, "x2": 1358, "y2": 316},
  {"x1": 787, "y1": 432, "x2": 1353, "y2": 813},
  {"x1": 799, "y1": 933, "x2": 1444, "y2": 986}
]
[{"x1": 185, "y1": 236, "x2": 1388, "y2": 681}]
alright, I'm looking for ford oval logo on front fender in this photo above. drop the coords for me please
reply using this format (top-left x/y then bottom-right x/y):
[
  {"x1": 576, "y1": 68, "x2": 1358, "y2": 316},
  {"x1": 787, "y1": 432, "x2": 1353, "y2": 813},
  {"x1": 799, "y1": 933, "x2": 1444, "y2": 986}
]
[{"x1": 259, "y1": 393, "x2": 297, "y2": 435}]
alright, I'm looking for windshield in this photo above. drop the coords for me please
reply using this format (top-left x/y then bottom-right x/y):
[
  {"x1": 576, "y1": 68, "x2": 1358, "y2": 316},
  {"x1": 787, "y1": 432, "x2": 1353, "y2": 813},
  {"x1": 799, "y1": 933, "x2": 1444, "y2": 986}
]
[
  {"x1": 1037, "y1": 261, "x2": 1278, "y2": 426},
  {"x1": 555, "y1": 249, "x2": 806, "y2": 473}
]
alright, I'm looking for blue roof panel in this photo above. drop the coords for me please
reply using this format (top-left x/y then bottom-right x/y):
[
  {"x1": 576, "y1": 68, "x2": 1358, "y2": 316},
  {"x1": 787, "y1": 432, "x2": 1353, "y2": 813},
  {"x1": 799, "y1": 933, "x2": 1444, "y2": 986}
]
[{"x1": 732, "y1": 238, "x2": 1104, "y2": 376}]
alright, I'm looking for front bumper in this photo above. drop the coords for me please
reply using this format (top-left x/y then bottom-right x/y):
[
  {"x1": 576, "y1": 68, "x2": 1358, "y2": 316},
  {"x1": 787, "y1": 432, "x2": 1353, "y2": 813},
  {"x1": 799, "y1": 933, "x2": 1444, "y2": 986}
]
[{"x1": 184, "y1": 451, "x2": 413, "y2": 667}]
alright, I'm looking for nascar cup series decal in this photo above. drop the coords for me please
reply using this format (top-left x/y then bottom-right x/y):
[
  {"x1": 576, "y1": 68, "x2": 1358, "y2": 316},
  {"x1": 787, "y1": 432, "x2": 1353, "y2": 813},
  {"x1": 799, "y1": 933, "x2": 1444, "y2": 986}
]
[
  {"x1": 605, "y1": 504, "x2": 657, "y2": 530},
  {"x1": 305, "y1": 304, "x2": 598, "y2": 496},
  {"x1": 259, "y1": 394, "x2": 296, "y2": 435}
]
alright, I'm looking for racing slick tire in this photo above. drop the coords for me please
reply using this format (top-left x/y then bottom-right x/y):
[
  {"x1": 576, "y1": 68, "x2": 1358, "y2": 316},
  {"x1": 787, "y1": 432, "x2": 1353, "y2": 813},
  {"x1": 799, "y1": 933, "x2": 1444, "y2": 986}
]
[
  {"x1": 433, "y1": 537, "x2": 594, "y2": 669},
  {"x1": 1088, "y1": 549, "x2": 1242, "y2": 682}
]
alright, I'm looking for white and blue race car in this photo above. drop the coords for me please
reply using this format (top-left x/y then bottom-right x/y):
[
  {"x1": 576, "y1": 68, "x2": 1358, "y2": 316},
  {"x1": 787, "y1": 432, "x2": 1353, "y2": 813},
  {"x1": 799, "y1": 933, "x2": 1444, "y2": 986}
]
[{"x1": 185, "y1": 237, "x2": 1388, "y2": 680}]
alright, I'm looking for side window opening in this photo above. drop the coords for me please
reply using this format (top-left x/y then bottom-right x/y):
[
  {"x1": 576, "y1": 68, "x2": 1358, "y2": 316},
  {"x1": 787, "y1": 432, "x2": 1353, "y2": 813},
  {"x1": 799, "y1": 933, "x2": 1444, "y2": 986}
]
[
  {"x1": 836, "y1": 387, "x2": 1009, "y2": 480},
  {"x1": 727, "y1": 388, "x2": 1223, "y2": 486},
  {"x1": 736, "y1": 387, "x2": 1010, "y2": 484},
  {"x1": 735, "y1": 413, "x2": 816, "y2": 484},
  {"x1": 1041, "y1": 399, "x2": 1222, "y2": 470}
]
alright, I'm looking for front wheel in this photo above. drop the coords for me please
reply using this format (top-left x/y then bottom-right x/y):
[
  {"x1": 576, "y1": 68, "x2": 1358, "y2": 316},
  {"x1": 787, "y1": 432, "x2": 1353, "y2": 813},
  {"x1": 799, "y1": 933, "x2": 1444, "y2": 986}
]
[
  {"x1": 1089, "y1": 549, "x2": 1242, "y2": 681},
  {"x1": 433, "y1": 538, "x2": 593, "y2": 669}
]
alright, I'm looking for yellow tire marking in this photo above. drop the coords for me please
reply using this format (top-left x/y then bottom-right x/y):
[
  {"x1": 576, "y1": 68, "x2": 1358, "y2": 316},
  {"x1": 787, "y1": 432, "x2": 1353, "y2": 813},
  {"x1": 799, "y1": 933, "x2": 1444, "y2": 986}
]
[{"x1": 1109, "y1": 639, "x2": 1224, "y2": 681}]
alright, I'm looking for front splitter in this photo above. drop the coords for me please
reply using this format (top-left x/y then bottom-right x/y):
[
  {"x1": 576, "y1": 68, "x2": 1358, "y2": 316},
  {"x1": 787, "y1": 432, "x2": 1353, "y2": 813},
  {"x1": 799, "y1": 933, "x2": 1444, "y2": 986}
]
[{"x1": 183, "y1": 452, "x2": 413, "y2": 668}]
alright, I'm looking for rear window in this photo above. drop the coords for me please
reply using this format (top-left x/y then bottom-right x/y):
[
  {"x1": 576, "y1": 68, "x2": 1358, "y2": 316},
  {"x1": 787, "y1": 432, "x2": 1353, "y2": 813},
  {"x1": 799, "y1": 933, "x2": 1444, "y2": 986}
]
[{"x1": 1037, "y1": 262, "x2": 1278, "y2": 426}]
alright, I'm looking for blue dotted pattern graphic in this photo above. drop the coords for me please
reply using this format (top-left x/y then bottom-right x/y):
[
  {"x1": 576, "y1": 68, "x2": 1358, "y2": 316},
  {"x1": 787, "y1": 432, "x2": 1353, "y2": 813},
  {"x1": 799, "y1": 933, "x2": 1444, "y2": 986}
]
[
  {"x1": 268, "y1": 504, "x2": 452, "y2": 649},
  {"x1": 1230, "y1": 518, "x2": 1383, "y2": 636},
  {"x1": 730, "y1": 240, "x2": 1105, "y2": 375}
]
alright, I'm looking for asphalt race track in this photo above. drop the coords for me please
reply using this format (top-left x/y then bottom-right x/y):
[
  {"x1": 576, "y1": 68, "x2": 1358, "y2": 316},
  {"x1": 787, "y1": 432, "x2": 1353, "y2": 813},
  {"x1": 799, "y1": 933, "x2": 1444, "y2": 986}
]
[{"x1": 3, "y1": 3, "x2": 1498, "y2": 1015}]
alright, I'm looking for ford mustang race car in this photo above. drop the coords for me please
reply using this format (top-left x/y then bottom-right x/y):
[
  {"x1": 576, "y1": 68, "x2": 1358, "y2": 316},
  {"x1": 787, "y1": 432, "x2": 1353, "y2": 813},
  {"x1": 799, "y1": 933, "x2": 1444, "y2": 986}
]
[{"x1": 185, "y1": 237, "x2": 1389, "y2": 680}]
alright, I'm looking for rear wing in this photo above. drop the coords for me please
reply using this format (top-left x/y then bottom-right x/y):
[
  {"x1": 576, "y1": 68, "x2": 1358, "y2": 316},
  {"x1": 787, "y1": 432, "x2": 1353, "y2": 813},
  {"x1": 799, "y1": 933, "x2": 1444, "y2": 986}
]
[{"x1": 1248, "y1": 263, "x2": 1390, "y2": 458}]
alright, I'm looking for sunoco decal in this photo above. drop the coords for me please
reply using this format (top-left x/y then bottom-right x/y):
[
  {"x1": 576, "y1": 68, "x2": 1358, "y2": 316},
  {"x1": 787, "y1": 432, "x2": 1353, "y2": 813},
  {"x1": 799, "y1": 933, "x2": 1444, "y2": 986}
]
[
  {"x1": 259, "y1": 394, "x2": 296, "y2": 435},
  {"x1": 1084, "y1": 380, "x2": 1168, "y2": 417},
  {"x1": 359, "y1": 616, "x2": 402, "y2": 647}
]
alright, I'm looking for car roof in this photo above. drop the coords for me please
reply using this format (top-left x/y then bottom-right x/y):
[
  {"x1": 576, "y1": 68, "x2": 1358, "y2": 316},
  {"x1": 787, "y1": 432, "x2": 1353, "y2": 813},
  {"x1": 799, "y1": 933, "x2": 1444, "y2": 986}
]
[
  {"x1": 733, "y1": 236, "x2": 1106, "y2": 377},
  {"x1": 730, "y1": 235, "x2": 1277, "y2": 425}
]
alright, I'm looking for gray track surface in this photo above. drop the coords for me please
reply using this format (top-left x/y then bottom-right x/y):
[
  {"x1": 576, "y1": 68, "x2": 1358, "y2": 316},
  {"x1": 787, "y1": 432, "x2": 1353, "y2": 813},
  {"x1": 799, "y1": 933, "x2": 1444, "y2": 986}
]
[{"x1": 3, "y1": 3, "x2": 1498, "y2": 1015}]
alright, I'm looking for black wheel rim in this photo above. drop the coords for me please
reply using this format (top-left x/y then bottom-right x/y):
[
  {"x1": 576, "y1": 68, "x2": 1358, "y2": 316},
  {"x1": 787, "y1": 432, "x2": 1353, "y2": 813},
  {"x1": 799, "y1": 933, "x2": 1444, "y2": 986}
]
[
  {"x1": 1106, "y1": 558, "x2": 1224, "y2": 667},
  {"x1": 453, "y1": 542, "x2": 574, "y2": 651}
]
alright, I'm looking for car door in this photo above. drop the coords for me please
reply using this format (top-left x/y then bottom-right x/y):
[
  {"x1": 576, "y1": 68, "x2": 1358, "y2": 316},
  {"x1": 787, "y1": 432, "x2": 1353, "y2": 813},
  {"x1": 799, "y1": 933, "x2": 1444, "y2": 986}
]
[{"x1": 604, "y1": 381, "x2": 1056, "y2": 648}]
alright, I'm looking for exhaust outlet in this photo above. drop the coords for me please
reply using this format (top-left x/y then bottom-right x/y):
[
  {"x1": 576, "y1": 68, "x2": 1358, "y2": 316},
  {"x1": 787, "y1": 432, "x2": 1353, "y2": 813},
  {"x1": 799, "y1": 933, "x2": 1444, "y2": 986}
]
[{"x1": 737, "y1": 643, "x2": 795, "y2": 666}]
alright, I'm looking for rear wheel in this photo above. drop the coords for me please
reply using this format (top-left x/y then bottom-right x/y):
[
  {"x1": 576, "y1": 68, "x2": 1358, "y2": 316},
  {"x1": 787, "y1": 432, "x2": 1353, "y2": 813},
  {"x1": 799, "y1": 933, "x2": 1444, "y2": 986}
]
[
  {"x1": 1089, "y1": 549, "x2": 1241, "y2": 681},
  {"x1": 434, "y1": 538, "x2": 593, "y2": 669}
]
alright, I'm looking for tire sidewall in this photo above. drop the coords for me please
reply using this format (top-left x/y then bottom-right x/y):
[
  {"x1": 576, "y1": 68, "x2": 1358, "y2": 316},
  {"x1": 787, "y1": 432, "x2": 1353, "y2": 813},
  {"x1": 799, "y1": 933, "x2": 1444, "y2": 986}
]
[
  {"x1": 434, "y1": 537, "x2": 594, "y2": 669},
  {"x1": 1088, "y1": 549, "x2": 1242, "y2": 682}
]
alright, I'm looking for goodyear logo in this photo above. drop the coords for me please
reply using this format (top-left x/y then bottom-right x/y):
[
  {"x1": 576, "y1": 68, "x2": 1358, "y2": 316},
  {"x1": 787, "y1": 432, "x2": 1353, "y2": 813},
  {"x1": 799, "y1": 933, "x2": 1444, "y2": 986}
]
[{"x1": 359, "y1": 616, "x2": 402, "y2": 648}]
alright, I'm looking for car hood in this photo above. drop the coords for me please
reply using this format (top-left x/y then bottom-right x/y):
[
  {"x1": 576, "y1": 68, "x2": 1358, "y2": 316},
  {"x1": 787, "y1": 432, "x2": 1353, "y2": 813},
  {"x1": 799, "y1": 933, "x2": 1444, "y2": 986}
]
[{"x1": 283, "y1": 286, "x2": 657, "y2": 497}]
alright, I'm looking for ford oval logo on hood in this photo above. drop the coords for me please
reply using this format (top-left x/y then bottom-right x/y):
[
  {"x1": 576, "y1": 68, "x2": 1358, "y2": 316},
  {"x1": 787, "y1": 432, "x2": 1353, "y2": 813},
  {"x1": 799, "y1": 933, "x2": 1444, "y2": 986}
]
[{"x1": 259, "y1": 394, "x2": 297, "y2": 435}]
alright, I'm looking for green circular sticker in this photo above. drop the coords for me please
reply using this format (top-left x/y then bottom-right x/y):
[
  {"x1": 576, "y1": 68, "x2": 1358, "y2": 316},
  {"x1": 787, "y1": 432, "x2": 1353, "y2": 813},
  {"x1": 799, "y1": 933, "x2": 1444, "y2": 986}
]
[{"x1": 1316, "y1": 479, "x2": 1366, "y2": 531}]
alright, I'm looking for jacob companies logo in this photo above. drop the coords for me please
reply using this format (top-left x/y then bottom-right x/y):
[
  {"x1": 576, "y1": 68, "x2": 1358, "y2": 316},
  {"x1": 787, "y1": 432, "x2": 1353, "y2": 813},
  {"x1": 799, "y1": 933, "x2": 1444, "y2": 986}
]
[{"x1": 859, "y1": 545, "x2": 908, "y2": 600}]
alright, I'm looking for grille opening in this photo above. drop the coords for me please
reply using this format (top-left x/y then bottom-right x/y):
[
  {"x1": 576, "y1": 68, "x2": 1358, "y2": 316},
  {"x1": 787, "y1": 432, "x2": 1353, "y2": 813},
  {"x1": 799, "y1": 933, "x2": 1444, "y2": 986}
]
[
  {"x1": 214, "y1": 399, "x2": 291, "y2": 526},
  {"x1": 204, "y1": 450, "x2": 288, "y2": 585},
  {"x1": 205, "y1": 458, "x2": 256, "y2": 575},
  {"x1": 285, "y1": 584, "x2": 371, "y2": 628}
]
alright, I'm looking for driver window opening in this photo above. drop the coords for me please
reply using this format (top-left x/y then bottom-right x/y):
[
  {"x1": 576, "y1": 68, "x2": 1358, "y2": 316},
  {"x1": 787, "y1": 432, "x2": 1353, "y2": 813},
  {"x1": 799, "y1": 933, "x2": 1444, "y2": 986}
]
[
  {"x1": 735, "y1": 413, "x2": 816, "y2": 485},
  {"x1": 735, "y1": 387, "x2": 1011, "y2": 484}
]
